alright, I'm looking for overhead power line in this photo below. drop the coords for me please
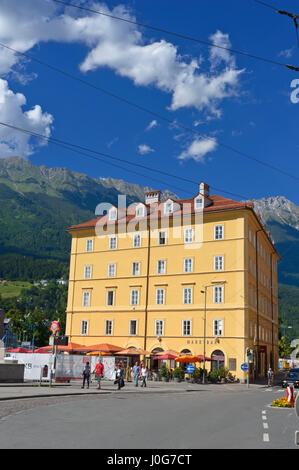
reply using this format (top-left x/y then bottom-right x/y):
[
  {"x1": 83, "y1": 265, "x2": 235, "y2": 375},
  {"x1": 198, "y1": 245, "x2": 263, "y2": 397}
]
[
  {"x1": 50, "y1": 0, "x2": 299, "y2": 71},
  {"x1": 0, "y1": 120, "x2": 251, "y2": 200},
  {"x1": 0, "y1": 41, "x2": 298, "y2": 183}
]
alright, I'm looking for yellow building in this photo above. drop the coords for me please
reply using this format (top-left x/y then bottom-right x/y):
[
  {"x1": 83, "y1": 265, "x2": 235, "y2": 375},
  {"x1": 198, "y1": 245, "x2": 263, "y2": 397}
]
[{"x1": 65, "y1": 182, "x2": 280, "y2": 379}]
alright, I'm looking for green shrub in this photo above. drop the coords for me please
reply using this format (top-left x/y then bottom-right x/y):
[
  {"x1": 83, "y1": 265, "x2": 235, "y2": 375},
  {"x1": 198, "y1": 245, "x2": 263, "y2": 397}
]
[
  {"x1": 159, "y1": 364, "x2": 169, "y2": 378},
  {"x1": 173, "y1": 367, "x2": 182, "y2": 378}
]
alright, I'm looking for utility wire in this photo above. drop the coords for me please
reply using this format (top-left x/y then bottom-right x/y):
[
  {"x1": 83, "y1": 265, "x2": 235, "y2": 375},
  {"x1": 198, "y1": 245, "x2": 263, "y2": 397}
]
[
  {"x1": 0, "y1": 41, "x2": 298, "y2": 182},
  {"x1": 50, "y1": 0, "x2": 299, "y2": 71},
  {"x1": 253, "y1": 0, "x2": 299, "y2": 49},
  {"x1": 0, "y1": 120, "x2": 251, "y2": 200}
]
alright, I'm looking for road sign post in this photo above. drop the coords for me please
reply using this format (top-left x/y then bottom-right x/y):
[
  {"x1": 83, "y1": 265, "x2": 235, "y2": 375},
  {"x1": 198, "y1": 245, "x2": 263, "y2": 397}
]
[{"x1": 241, "y1": 363, "x2": 249, "y2": 388}]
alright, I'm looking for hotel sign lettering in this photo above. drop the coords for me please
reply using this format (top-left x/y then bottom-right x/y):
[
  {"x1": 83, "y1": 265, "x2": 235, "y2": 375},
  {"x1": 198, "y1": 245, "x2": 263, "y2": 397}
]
[{"x1": 187, "y1": 339, "x2": 219, "y2": 345}]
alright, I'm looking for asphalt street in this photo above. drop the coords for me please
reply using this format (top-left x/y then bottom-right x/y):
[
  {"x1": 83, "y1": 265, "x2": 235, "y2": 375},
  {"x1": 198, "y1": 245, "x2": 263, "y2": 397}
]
[{"x1": 0, "y1": 384, "x2": 298, "y2": 449}]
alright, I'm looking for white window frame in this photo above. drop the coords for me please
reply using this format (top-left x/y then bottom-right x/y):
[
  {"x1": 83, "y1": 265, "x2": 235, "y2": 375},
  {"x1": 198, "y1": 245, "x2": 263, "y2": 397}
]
[
  {"x1": 155, "y1": 319, "x2": 164, "y2": 336},
  {"x1": 183, "y1": 287, "x2": 193, "y2": 305},
  {"x1": 214, "y1": 225, "x2": 224, "y2": 240},
  {"x1": 194, "y1": 197, "x2": 203, "y2": 210},
  {"x1": 84, "y1": 265, "x2": 92, "y2": 279},
  {"x1": 214, "y1": 255, "x2": 224, "y2": 271},
  {"x1": 86, "y1": 239, "x2": 93, "y2": 252},
  {"x1": 213, "y1": 319, "x2": 223, "y2": 336},
  {"x1": 130, "y1": 289, "x2": 139, "y2": 306},
  {"x1": 132, "y1": 262, "x2": 141, "y2": 276},
  {"x1": 108, "y1": 263, "x2": 116, "y2": 277},
  {"x1": 106, "y1": 290, "x2": 115, "y2": 306},
  {"x1": 156, "y1": 288, "x2": 165, "y2": 305},
  {"x1": 157, "y1": 260, "x2": 166, "y2": 275},
  {"x1": 105, "y1": 320, "x2": 113, "y2": 336},
  {"x1": 164, "y1": 201, "x2": 173, "y2": 215},
  {"x1": 136, "y1": 205, "x2": 145, "y2": 218},
  {"x1": 158, "y1": 231, "x2": 167, "y2": 245},
  {"x1": 182, "y1": 319, "x2": 192, "y2": 336},
  {"x1": 109, "y1": 236, "x2": 117, "y2": 250},
  {"x1": 213, "y1": 286, "x2": 224, "y2": 303},
  {"x1": 133, "y1": 233, "x2": 141, "y2": 248},
  {"x1": 80, "y1": 320, "x2": 89, "y2": 335},
  {"x1": 184, "y1": 258, "x2": 193, "y2": 273},
  {"x1": 184, "y1": 228, "x2": 194, "y2": 243},
  {"x1": 82, "y1": 291, "x2": 90, "y2": 307},
  {"x1": 129, "y1": 319, "x2": 138, "y2": 336}
]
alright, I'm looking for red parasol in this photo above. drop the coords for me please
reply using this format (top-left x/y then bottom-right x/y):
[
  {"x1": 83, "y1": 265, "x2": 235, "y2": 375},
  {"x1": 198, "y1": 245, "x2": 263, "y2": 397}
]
[
  {"x1": 7, "y1": 348, "x2": 32, "y2": 353},
  {"x1": 153, "y1": 354, "x2": 178, "y2": 360}
]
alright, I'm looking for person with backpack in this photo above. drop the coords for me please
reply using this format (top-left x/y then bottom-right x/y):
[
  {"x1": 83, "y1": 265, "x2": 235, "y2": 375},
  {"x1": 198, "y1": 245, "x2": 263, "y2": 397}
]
[{"x1": 94, "y1": 359, "x2": 104, "y2": 390}]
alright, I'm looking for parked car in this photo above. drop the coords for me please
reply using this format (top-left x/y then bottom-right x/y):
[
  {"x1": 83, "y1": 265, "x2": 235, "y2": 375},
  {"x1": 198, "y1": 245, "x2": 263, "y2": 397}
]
[{"x1": 282, "y1": 370, "x2": 299, "y2": 388}]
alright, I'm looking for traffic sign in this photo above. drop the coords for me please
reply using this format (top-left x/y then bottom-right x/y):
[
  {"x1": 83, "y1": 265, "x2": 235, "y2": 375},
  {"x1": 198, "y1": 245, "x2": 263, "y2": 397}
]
[
  {"x1": 241, "y1": 363, "x2": 248, "y2": 371},
  {"x1": 50, "y1": 321, "x2": 60, "y2": 334},
  {"x1": 187, "y1": 365, "x2": 195, "y2": 373}
]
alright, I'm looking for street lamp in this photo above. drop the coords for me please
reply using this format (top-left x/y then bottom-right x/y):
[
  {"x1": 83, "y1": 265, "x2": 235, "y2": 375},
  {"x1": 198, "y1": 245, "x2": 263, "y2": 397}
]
[{"x1": 201, "y1": 281, "x2": 226, "y2": 384}]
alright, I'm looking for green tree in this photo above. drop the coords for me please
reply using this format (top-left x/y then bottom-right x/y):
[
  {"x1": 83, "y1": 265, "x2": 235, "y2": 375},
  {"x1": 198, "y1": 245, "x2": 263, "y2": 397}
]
[
  {"x1": 278, "y1": 336, "x2": 293, "y2": 358},
  {"x1": 6, "y1": 308, "x2": 29, "y2": 343}
]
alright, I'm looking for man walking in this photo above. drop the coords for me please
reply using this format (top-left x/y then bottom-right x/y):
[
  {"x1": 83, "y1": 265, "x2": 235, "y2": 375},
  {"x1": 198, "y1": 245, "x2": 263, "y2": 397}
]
[
  {"x1": 267, "y1": 367, "x2": 274, "y2": 387},
  {"x1": 133, "y1": 361, "x2": 141, "y2": 387},
  {"x1": 94, "y1": 359, "x2": 104, "y2": 390},
  {"x1": 82, "y1": 361, "x2": 91, "y2": 389},
  {"x1": 141, "y1": 364, "x2": 148, "y2": 387}
]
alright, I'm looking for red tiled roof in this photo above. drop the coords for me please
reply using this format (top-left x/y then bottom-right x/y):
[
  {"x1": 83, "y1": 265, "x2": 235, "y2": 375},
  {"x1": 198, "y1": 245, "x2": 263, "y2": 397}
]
[{"x1": 67, "y1": 194, "x2": 254, "y2": 231}]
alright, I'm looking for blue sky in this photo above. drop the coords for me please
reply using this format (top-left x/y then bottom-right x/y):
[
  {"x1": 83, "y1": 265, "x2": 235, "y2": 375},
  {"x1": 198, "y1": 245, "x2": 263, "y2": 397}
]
[{"x1": 0, "y1": 0, "x2": 299, "y2": 204}]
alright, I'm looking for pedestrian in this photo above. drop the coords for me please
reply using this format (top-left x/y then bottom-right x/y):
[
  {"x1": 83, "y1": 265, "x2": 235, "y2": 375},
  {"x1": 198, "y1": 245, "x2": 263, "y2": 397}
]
[
  {"x1": 141, "y1": 365, "x2": 148, "y2": 387},
  {"x1": 115, "y1": 363, "x2": 125, "y2": 390},
  {"x1": 133, "y1": 361, "x2": 141, "y2": 387},
  {"x1": 94, "y1": 358, "x2": 104, "y2": 390},
  {"x1": 267, "y1": 367, "x2": 274, "y2": 387},
  {"x1": 81, "y1": 361, "x2": 91, "y2": 389},
  {"x1": 126, "y1": 364, "x2": 130, "y2": 382},
  {"x1": 169, "y1": 368, "x2": 173, "y2": 381}
]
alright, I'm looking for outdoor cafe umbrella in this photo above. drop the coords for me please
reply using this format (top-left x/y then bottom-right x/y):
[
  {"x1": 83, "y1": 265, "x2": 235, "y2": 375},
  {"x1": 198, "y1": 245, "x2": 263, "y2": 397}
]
[
  {"x1": 86, "y1": 343, "x2": 124, "y2": 353},
  {"x1": 153, "y1": 354, "x2": 178, "y2": 361},
  {"x1": 36, "y1": 342, "x2": 91, "y2": 353},
  {"x1": 174, "y1": 355, "x2": 203, "y2": 363},
  {"x1": 154, "y1": 349, "x2": 181, "y2": 357},
  {"x1": 114, "y1": 348, "x2": 151, "y2": 356},
  {"x1": 86, "y1": 351, "x2": 111, "y2": 356},
  {"x1": 7, "y1": 347, "x2": 31, "y2": 353}
]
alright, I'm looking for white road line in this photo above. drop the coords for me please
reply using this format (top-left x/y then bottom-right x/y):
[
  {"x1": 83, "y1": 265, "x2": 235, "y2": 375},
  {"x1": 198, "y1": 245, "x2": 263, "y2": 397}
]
[
  {"x1": 262, "y1": 415, "x2": 267, "y2": 420},
  {"x1": 263, "y1": 422, "x2": 269, "y2": 429},
  {"x1": 263, "y1": 433, "x2": 270, "y2": 442},
  {"x1": 262, "y1": 410, "x2": 266, "y2": 414}
]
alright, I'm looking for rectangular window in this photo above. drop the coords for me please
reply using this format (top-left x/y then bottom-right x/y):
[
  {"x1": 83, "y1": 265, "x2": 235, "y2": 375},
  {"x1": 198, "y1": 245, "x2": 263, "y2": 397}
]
[
  {"x1": 136, "y1": 206, "x2": 144, "y2": 218},
  {"x1": 155, "y1": 320, "x2": 164, "y2": 336},
  {"x1": 213, "y1": 319, "x2": 223, "y2": 336},
  {"x1": 106, "y1": 290, "x2": 115, "y2": 306},
  {"x1": 133, "y1": 233, "x2": 141, "y2": 248},
  {"x1": 183, "y1": 287, "x2": 193, "y2": 304},
  {"x1": 84, "y1": 265, "x2": 92, "y2": 279},
  {"x1": 109, "y1": 208, "x2": 117, "y2": 221},
  {"x1": 214, "y1": 225, "x2": 224, "y2": 240},
  {"x1": 158, "y1": 231, "x2": 166, "y2": 245},
  {"x1": 109, "y1": 236, "x2": 117, "y2": 250},
  {"x1": 184, "y1": 258, "x2": 193, "y2": 273},
  {"x1": 108, "y1": 263, "x2": 116, "y2": 277},
  {"x1": 157, "y1": 260, "x2": 166, "y2": 275},
  {"x1": 182, "y1": 320, "x2": 192, "y2": 336},
  {"x1": 249, "y1": 258, "x2": 252, "y2": 273},
  {"x1": 129, "y1": 320, "x2": 137, "y2": 336},
  {"x1": 82, "y1": 291, "x2": 90, "y2": 307},
  {"x1": 184, "y1": 228, "x2": 193, "y2": 243},
  {"x1": 86, "y1": 239, "x2": 93, "y2": 252},
  {"x1": 229, "y1": 358, "x2": 236, "y2": 371},
  {"x1": 195, "y1": 198, "x2": 203, "y2": 210},
  {"x1": 132, "y1": 262, "x2": 141, "y2": 276},
  {"x1": 80, "y1": 320, "x2": 88, "y2": 335},
  {"x1": 164, "y1": 202, "x2": 173, "y2": 214},
  {"x1": 249, "y1": 320, "x2": 253, "y2": 338},
  {"x1": 156, "y1": 289, "x2": 165, "y2": 305},
  {"x1": 214, "y1": 256, "x2": 224, "y2": 271},
  {"x1": 130, "y1": 289, "x2": 139, "y2": 306},
  {"x1": 213, "y1": 286, "x2": 223, "y2": 303},
  {"x1": 105, "y1": 320, "x2": 113, "y2": 336}
]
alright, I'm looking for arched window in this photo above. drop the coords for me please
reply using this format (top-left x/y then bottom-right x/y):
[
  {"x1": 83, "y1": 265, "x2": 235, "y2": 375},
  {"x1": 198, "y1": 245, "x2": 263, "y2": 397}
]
[
  {"x1": 180, "y1": 349, "x2": 192, "y2": 355},
  {"x1": 211, "y1": 350, "x2": 225, "y2": 370}
]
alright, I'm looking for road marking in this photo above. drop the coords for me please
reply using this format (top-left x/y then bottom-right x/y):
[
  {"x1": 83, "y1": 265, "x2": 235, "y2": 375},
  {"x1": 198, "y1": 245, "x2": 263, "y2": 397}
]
[
  {"x1": 262, "y1": 410, "x2": 266, "y2": 414},
  {"x1": 262, "y1": 415, "x2": 267, "y2": 420},
  {"x1": 263, "y1": 422, "x2": 269, "y2": 429},
  {"x1": 263, "y1": 433, "x2": 270, "y2": 442}
]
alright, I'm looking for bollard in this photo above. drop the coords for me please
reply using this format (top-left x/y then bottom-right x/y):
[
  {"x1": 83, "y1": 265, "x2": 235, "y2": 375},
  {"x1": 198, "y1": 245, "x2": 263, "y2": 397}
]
[{"x1": 287, "y1": 383, "x2": 295, "y2": 407}]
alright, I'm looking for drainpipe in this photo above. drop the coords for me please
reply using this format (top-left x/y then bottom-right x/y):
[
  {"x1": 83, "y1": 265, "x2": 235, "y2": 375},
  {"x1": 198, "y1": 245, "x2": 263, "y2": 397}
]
[
  {"x1": 144, "y1": 222, "x2": 151, "y2": 354},
  {"x1": 255, "y1": 229, "x2": 263, "y2": 378}
]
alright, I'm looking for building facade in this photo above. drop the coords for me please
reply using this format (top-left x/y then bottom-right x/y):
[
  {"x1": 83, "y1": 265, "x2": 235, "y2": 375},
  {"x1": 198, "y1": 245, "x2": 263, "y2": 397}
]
[{"x1": 65, "y1": 183, "x2": 280, "y2": 379}]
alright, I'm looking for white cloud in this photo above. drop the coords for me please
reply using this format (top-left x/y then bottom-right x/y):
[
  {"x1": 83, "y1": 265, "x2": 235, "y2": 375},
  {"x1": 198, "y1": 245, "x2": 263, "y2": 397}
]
[
  {"x1": 138, "y1": 144, "x2": 155, "y2": 155},
  {"x1": 178, "y1": 138, "x2": 217, "y2": 163},
  {"x1": 0, "y1": 1, "x2": 244, "y2": 118},
  {"x1": 0, "y1": 79, "x2": 53, "y2": 157},
  {"x1": 209, "y1": 30, "x2": 235, "y2": 69},
  {"x1": 146, "y1": 120, "x2": 158, "y2": 131}
]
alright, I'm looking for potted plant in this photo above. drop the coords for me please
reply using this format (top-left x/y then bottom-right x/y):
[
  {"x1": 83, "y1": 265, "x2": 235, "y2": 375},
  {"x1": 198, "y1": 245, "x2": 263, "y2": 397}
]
[
  {"x1": 218, "y1": 367, "x2": 229, "y2": 383},
  {"x1": 173, "y1": 367, "x2": 182, "y2": 383},
  {"x1": 209, "y1": 369, "x2": 219, "y2": 383},
  {"x1": 190, "y1": 367, "x2": 201, "y2": 383},
  {"x1": 159, "y1": 364, "x2": 169, "y2": 382}
]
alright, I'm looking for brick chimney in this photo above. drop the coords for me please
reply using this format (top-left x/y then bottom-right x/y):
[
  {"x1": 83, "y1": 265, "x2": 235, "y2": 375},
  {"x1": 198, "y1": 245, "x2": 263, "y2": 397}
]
[{"x1": 199, "y1": 182, "x2": 209, "y2": 197}]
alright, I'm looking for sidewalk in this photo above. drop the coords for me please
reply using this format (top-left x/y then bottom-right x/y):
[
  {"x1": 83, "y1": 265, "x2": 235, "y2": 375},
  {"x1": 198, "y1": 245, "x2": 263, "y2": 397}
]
[{"x1": 0, "y1": 378, "x2": 268, "y2": 401}]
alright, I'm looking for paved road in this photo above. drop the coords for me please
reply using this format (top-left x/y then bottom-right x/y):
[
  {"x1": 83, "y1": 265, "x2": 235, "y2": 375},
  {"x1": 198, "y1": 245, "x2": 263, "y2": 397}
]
[{"x1": 0, "y1": 384, "x2": 297, "y2": 449}]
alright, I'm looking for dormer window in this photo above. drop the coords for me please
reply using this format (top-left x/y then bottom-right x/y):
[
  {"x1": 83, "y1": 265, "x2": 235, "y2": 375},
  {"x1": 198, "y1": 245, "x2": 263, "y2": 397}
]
[
  {"x1": 136, "y1": 204, "x2": 145, "y2": 218},
  {"x1": 164, "y1": 201, "x2": 173, "y2": 215},
  {"x1": 195, "y1": 197, "x2": 203, "y2": 210},
  {"x1": 109, "y1": 207, "x2": 117, "y2": 221}
]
